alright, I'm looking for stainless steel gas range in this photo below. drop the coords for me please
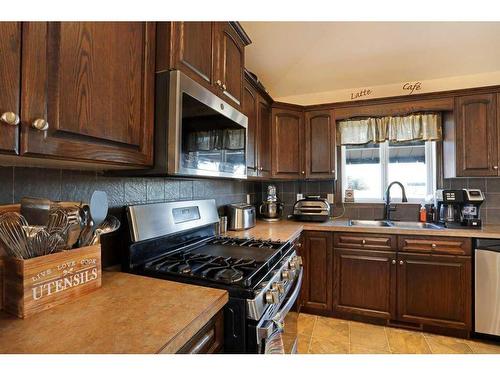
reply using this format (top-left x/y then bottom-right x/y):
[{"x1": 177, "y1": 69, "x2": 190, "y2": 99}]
[{"x1": 124, "y1": 199, "x2": 303, "y2": 354}]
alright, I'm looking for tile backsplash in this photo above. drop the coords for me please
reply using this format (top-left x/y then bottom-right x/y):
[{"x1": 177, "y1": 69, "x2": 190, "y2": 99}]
[
  {"x1": 2, "y1": 166, "x2": 500, "y2": 266},
  {"x1": 259, "y1": 177, "x2": 500, "y2": 224},
  {"x1": 0, "y1": 166, "x2": 260, "y2": 266}
]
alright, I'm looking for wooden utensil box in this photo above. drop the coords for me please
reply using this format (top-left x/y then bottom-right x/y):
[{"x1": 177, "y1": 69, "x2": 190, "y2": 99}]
[{"x1": 2, "y1": 245, "x2": 101, "y2": 318}]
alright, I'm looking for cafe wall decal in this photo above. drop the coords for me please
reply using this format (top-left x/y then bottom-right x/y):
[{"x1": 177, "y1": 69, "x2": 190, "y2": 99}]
[{"x1": 349, "y1": 81, "x2": 424, "y2": 101}]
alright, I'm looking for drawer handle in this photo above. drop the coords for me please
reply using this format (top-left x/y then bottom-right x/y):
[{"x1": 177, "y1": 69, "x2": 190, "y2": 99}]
[
  {"x1": 431, "y1": 243, "x2": 437, "y2": 249},
  {"x1": 188, "y1": 328, "x2": 215, "y2": 354},
  {"x1": 361, "y1": 239, "x2": 366, "y2": 245},
  {"x1": 399, "y1": 260, "x2": 404, "y2": 265}
]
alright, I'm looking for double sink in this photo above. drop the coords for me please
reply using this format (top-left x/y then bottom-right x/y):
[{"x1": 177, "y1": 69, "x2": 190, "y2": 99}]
[{"x1": 348, "y1": 220, "x2": 444, "y2": 230}]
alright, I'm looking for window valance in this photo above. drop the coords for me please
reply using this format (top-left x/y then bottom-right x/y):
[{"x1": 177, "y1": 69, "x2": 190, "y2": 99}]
[{"x1": 337, "y1": 113, "x2": 442, "y2": 145}]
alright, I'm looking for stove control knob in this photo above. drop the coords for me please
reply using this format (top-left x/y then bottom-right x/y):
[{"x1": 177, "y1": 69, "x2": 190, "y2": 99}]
[
  {"x1": 265, "y1": 289, "x2": 280, "y2": 304},
  {"x1": 281, "y1": 269, "x2": 291, "y2": 281},
  {"x1": 273, "y1": 281, "x2": 285, "y2": 294},
  {"x1": 294, "y1": 256, "x2": 303, "y2": 267},
  {"x1": 290, "y1": 256, "x2": 303, "y2": 269}
]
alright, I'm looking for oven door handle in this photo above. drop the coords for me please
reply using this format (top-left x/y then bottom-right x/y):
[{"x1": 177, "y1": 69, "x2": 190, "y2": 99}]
[{"x1": 258, "y1": 267, "x2": 303, "y2": 339}]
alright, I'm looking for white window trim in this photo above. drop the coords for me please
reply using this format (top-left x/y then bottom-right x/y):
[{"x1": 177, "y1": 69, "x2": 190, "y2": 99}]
[{"x1": 341, "y1": 141, "x2": 437, "y2": 204}]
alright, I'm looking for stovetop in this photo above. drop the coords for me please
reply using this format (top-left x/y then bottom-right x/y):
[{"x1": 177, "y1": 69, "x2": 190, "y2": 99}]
[{"x1": 143, "y1": 236, "x2": 287, "y2": 289}]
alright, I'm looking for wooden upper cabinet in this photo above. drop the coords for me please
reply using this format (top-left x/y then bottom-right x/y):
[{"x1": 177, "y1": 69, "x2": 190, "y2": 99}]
[
  {"x1": 455, "y1": 93, "x2": 498, "y2": 176},
  {"x1": 215, "y1": 22, "x2": 245, "y2": 107},
  {"x1": 271, "y1": 105, "x2": 304, "y2": 179},
  {"x1": 19, "y1": 22, "x2": 155, "y2": 167},
  {"x1": 305, "y1": 109, "x2": 336, "y2": 179},
  {"x1": 242, "y1": 81, "x2": 258, "y2": 176},
  {"x1": 257, "y1": 94, "x2": 272, "y2": 178},
  {"x1": 0, "y1": 22, "x2": 21, "y2": 155},
  {"x1": 171, "y1": 22, "x2": 215, "y2": 87},
  {"x1": 301, "y1": 231, "x2": 333, "y2": 313},
  {"x1": 397, "y1": 252, "x2": 471, "y2": 330}
]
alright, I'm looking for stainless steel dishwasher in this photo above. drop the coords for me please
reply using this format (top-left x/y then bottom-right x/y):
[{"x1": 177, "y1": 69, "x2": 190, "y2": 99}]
[{"x1": 475, "y1": 239, "x2": 500, "y2": 337}]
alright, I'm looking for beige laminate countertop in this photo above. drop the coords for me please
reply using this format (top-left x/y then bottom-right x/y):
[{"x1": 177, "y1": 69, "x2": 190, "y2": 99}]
[
  {"x1": 226, "y1": 219, "x2": 500, "y2": 242},
  {"x1": 0, "y1": 271, "x2": 228, "y2": 354}
]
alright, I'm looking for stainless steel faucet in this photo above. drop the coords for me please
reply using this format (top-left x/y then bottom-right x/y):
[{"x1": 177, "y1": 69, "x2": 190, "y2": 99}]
[{"x1": 384, "y1": 181, "x2": 408, "y2": 220}]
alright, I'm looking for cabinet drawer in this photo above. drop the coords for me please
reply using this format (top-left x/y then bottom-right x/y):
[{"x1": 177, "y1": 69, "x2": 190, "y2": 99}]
[
  {"x1": 176, "y1": 310, "x2": 224, "y2": 354},
  {"x1": 334, "y1": 232, "x2": 396, "y2": 251},
  {"x1": 398, "y1": 236, "x2": 471, "y2": 255}
]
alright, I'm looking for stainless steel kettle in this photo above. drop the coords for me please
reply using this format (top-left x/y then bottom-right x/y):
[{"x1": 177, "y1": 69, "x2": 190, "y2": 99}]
[{"x1": 259, "y1": 185, "x2": 284, "y2": 222}]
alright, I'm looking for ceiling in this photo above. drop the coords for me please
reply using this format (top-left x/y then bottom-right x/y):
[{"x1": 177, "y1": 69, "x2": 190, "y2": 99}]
[{"x1": 241, "y1": 22, "x2": 500, "y2": 103}]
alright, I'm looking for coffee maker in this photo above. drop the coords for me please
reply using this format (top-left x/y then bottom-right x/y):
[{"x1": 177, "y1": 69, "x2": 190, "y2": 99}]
[{"x1": 435, "y1": 189, "x2": 484, "y2": 228}]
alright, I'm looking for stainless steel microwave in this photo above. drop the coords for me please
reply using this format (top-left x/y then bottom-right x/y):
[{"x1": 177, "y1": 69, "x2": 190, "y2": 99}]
[{"x1": 151, "y1": 70, "x2": 248, "y2": 179}]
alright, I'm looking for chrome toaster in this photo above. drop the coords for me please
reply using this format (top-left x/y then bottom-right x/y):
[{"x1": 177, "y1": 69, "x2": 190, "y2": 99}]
[
  {"x1": 292, "y1": 196, "x2": 330, "y2": 222},
  {"x1": 226, "y1": 203, "x2": 256, "y2": 231}
]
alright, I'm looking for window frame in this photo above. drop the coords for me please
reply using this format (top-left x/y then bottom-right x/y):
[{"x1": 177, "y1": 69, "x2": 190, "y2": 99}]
[{"x1": 340, "y1": 140, "x2": 437, "y2": 204}]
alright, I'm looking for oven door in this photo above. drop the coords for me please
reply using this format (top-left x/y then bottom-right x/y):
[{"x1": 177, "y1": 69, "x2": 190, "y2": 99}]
[
  {"x1": 167, "y1": 70, "x2": 248, "y2": 179},
  {"x1": 258, "y1": 268, "x2": 303, "y2": 354}
]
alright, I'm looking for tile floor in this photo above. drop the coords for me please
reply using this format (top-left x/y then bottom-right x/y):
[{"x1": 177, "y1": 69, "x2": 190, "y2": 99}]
[{"x1": 297, "y1": 313, "x2": 500, "y2": 354}]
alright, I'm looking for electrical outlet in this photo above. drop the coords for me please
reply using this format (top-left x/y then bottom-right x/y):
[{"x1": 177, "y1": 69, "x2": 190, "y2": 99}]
[
  {"x1": 296, "y1": 193, "x2": 304, "y2": 201},
  {"x1": 327, "y1": 193, "x2": 335, "y2": 204}
]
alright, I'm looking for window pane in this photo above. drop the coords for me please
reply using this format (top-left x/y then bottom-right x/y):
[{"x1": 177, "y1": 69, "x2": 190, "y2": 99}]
[
  {"x1": 344, "y1": 143, "x2": 381, "y2": 200},
  {"x1": 388, "y1": 140, "x2": 427, "y2": 199}
]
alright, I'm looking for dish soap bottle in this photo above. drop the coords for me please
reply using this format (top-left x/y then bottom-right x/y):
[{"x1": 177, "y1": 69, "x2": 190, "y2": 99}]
[{"x1": 419, "y1": 204, "x2": 427, "y2": 222}]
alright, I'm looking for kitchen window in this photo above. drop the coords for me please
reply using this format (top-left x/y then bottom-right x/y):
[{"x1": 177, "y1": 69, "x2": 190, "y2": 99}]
[{"x1": 341, "y1": 140, "x2": 437, "y2": 203}]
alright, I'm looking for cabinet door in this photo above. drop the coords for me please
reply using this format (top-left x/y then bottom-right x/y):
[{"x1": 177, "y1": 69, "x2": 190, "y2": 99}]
[
  {"x1": 257, "y1": 95, "x2": 272, "y2": 178},
  {"x1": 171, "y1": 22, "x2": 215, "y2": 89},
  {"x1": 242, "y1": 81, "x2": 258, "y2": 177},
  {"x1": 215, "y1": 23, "x2": 244, "y2": 107},
  {"x1": 397, "y1": 253, "x2": 471, "y2": 330},
  {"x1": 271, "y1": 106, "x2": 304, "y2": 179},
  {"x1": 333, "y1": 248, "x2": 397, "y2": 319},
  {"x1": 20, "y1": 22, "x2": 155, "y2": 167},
  {"x1": 0, "y1": 22, "x2": 21, "y2": 155},
  {"x1": 455, "y1": 93, "x2": 498, "y2": 176},
  {"x1": 305, "y1": 109, "x2": 336, "y2": 179},
  {"x1": 301, "y1": 231, "x2": 333, "y2": 313}
]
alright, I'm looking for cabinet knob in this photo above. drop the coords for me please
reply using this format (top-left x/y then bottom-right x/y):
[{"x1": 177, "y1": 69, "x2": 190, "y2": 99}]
[
  {"x1": 301, "y1": 171, "x2": 305, "y2": 174},
  {"x1": 331, "y1": 170, "x2": 335, "y2": 174},
  {"x1": 361, "y1": 239, "x2": 366, "y2": 245},
  {"x1": 431, "y1": 243, "x2": 437, "y2": 249},
  {"x1": 391, "y1": 260, "x2": 396, "y2": 265},
  {"x1": 222, "y1": 83, "x2": 227, "y2": 90},
  {"x1": 399, "y1": 260, "x2": 404, "y2": 265},
  {"x1": 32, "y1": 118, "x2": 49, "y2": 131},
  {"x1": 0, "y1": 112, "x2": 20, "y2": 126},
  {"x1": 493, "y1": 166, "x2": 499, "y2": 170},
  {"x1": 215, "y1": 80, "x2": 222, "y2": 87}
]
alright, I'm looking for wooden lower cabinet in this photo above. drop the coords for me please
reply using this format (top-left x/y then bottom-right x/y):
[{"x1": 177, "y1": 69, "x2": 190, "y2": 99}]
[
  {"x1": 176, "y1": 310, "x2": 224, "y2": 354},
  {"x1": 333, "y1": 248, "x2": 397, "y2": 320},
  {"x1": 300, "y1": 231, "x2": 333, "y2": 314},
  {"x1": 301, "y1": 231, "x2": 472, "y2": 336},
  {"x1": 397, "y1": 253, "x2": 471, "y2": 330}
]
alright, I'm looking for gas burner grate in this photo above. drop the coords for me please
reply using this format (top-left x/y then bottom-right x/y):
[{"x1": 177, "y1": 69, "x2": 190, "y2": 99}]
[
  {"x1": 145, "y1": 252, "x2": 265, "y2": 286},
  {"x1": 207, "y1": 237, "x2": 284, "y2": 250}
]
